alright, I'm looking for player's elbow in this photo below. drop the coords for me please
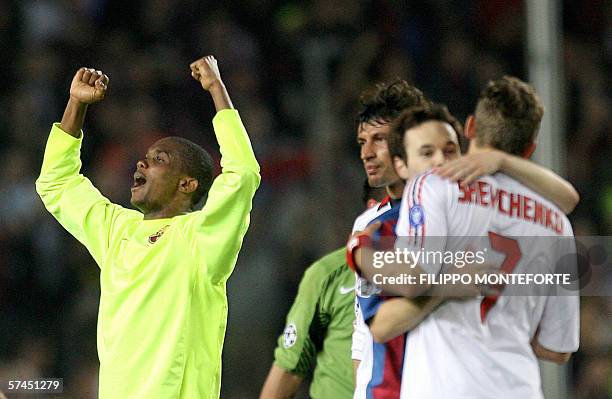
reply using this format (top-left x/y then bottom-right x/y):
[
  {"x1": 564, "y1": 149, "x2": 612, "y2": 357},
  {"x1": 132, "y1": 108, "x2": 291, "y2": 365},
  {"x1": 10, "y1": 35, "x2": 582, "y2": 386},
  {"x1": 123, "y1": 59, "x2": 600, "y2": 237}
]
[
  {"x1": 560, "y1": 187, "x2": 580, "y2": 214},
  {"x1": 35, "y1": 176, "x2": 48, "y2": 197},
  {"x1": 397, "y1": 282, "x2": 430, "y2": 299},
  {"x1": 370, "y1": 328, "x2": 397, "y2": 344},
  {"x1": 369, "y1": 311, "x2": 411, "y2": 343},
  {"x1": 369, "y1": 323, "x2": 392, "y2": 344},
  {"x1": 223, "y1": 167, "x2": 261, "y2": 198},
  {"x1": 566, "y1": 189, "x2": 580, "y2": 214},
  {"x1": 240, "y1": 167, "x2": 261, "y2": 192},
  {"x1": 252, "y1": 168, "x2": 262, "y2": 188},
  {"x1": 35, "y1": 178, "x2": 60, "y2": 207}
]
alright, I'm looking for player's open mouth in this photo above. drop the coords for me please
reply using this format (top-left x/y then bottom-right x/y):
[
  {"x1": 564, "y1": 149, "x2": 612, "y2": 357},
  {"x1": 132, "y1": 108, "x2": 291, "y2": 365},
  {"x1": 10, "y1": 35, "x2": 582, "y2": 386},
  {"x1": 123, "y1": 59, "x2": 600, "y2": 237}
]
[{"x1": 132, "y1": 173, "x2": 147, "y2": 190}]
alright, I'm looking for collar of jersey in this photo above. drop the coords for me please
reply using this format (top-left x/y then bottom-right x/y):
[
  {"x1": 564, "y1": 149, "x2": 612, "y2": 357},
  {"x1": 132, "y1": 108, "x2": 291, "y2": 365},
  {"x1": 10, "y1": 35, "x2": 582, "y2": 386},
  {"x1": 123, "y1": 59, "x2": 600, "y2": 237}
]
[
  {"x1": 377, "y1": 196, "x2": 401, "y2": 211},
  {"x1": 140, "y1": 216, "x2": 174, "y2": 224}
]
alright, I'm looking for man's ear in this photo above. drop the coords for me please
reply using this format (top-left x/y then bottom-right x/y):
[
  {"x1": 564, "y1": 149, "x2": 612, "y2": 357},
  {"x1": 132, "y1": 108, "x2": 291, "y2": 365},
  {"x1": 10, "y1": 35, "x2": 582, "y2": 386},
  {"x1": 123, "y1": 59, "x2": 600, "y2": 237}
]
[
  {"x1": 393, "y1": 155, "x2": 410, "y2": 180},
  {"x1": 464, "y1": 115, "x2": 476, "y2": 139},
  {"x1": 179, "y1": 177, "x2": 199, "y2": 195},
  {"x1": 522, "y1": 142, "x2": 537, "y2": 159}
]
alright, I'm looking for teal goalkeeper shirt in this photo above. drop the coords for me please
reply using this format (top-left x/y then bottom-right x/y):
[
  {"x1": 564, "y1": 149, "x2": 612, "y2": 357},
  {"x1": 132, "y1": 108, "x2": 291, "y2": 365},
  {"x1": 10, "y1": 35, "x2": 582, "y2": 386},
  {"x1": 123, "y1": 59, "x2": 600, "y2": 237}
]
[
  {"x1": 36, "y1": 109, "x2": 260, "y2": 399},
  {"x1": 274, "y1": 248, "x2": 355, "y2": 398}
]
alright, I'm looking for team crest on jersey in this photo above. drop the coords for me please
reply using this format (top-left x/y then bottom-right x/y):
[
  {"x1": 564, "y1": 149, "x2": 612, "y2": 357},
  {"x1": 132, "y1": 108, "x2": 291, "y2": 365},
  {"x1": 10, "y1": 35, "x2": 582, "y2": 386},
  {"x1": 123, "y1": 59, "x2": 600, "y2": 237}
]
[
  {"x1": 283, "y1": 323, "x2": 297, "y2": 348},
  {"x1": 409, "y1": 205, "x2": 424, "y2": 227},
  {"x1": 356, "y1": 277, "x2": 381, "y2": 298},
  {"x1": 148, "y1": 225, "x2": 170, "y2": 244}
]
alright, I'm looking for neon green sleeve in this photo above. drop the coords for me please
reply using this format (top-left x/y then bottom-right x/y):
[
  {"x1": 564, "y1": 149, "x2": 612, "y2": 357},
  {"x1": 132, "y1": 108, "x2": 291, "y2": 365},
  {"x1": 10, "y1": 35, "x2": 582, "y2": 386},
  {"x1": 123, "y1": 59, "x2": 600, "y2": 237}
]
[
  {"x1": 35, "y1": 124, "x2": 133, "y2": 267},
  {"x1": 274, "y1": 259, "x2": 331, "y2": 376},
  {"x1": 185, "y1": 109, "x2": 261, "y2": 284}
]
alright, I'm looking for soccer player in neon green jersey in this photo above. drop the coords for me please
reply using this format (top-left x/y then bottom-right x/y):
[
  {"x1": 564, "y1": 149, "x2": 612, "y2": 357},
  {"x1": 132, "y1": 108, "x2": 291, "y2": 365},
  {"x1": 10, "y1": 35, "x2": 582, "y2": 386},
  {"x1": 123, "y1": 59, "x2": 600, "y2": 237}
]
[
  {"x1": 35, "y1": 56, "x2": 260, "y2": 398},
  {"x1": 259, "y1": 183, "x2": 386, "y2": 399}
]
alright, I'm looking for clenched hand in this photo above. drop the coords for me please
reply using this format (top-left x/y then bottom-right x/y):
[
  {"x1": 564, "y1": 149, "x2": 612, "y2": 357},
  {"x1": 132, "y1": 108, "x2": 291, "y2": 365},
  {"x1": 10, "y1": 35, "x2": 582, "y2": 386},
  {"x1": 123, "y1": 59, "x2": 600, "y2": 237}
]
[
  {"x1": 70, "y1": 67, "x2": 109, "y2": 104},
  {"x1": 190, "y1": 56, "x2": 223, "y2": 91}
]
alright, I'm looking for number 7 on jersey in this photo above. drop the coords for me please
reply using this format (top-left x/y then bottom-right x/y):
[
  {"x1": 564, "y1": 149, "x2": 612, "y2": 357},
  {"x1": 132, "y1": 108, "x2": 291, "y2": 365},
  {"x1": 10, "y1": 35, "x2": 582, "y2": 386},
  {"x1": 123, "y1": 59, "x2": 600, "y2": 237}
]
[{"x1": 480, "y1": 232, "x2": 521, "y2": 322}]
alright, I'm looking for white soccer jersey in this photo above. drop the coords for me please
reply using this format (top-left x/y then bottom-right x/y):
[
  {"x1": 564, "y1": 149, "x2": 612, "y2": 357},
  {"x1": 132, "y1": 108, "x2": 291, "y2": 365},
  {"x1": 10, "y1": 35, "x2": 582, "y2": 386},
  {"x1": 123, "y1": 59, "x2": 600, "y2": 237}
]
[
  {"x1": 395, "y1": 171, "x2": 579, "y2": 399},
  {"x1": 351, "y1": 198, "x2": 395, "y2": 399},
  {"x1": 352, "y1": 297, "x2": 373, "y2": 399}
]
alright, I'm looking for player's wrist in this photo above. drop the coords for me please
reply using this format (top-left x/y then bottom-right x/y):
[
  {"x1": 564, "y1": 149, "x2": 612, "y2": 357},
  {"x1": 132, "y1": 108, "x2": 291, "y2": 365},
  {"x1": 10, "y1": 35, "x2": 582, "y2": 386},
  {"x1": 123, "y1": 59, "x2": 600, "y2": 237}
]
[
  {"x1": 346, "y1": 234, "x2": 373, "y2": 275},
  {"x1": 68, "y1": 95, "x2": 89, "y2": 108},
  {"x1": 207, "y1": 80, "x2": 225, "y2": 92},
  {"x1": 496, "y1": 151, "x2": 509, "y2": 170}
]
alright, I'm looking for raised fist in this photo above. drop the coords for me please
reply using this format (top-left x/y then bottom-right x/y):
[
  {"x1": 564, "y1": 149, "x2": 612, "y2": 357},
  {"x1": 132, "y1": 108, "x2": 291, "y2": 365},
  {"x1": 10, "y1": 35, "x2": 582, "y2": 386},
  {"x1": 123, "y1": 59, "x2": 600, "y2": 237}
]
[
  {"x1": 69, "y1": 67, "x2": 109, "y2": 104},
  {"x1": 190, "y1": 56, "x2": 223, "y2": 91}
]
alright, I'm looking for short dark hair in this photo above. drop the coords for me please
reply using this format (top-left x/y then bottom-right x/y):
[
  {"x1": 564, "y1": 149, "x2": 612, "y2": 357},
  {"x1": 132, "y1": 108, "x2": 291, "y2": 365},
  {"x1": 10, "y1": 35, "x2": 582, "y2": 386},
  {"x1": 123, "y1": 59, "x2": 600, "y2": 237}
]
[
  {"x1": 356, "y1": 79, "x2": 430, "y2": 127},
  {"x1": 474, "y1": 76, "x2": 544, "y2": 156},
  {"x1": 388, "y1": 104, "x2": 463, "y2": 161},
  {"x1": 165, "y1": 136, "x2": 214, "y2": 207}
]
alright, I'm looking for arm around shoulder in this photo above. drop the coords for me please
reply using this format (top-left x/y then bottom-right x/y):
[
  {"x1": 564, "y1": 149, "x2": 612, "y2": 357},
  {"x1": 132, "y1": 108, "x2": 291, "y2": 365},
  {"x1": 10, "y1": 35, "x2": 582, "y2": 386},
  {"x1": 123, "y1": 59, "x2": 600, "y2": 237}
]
[
  {"x1": 369, "y1": 296, "x2": 443, "y2": 343},
  {"x1": 499, "y1": 153, "x2": 579, "y2": 214}
]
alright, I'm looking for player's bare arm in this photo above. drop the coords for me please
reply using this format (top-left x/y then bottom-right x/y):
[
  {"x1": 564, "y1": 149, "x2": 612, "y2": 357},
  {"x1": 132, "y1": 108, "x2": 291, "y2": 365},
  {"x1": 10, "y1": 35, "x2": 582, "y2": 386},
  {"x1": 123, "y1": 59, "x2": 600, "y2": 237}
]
[
  {"x1": 435, "y1": 149, "x2": 579, "y2": 214},
  {"x1": 369, "y1": 296, "x2": 443, "y2": 343},
  {"x1": 260, "y1": 364, "x2": 303, "y2": 399},
  {"x1": 367, "y1": 261, "x2": 503, "y2": 342},
  {"x1": 60, "y1": 67, "x2": 109, "y2": 137},
  {"x1": 190, "y1": 55, "x2": 234, "y2": 112},
  {"x1": 531, "y1": 331, "x2": 572, "y2": 364},
  {"x1": 350, "y1": 222, "x2": 429, "y2": 298},
  {"x1": 350, "y1": 221, "x2": 503, "y2": 298},
  {"x1": 350, "y1": 224, "x2": 439, "y2": 298},
  {"x1": 531, "y1": 338, "x2": 572, "y2": 364}
]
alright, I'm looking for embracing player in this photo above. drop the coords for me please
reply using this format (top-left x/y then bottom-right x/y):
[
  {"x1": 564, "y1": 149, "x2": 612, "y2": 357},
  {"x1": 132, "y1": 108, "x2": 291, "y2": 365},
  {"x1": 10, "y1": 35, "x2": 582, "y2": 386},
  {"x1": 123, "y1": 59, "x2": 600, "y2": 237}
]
[
  {"x1": 349, "y1": 81, "x2": 579, "y2": 398},
  {"x1": 352, "y1": 77, "x2": 579, "y2": 398}
]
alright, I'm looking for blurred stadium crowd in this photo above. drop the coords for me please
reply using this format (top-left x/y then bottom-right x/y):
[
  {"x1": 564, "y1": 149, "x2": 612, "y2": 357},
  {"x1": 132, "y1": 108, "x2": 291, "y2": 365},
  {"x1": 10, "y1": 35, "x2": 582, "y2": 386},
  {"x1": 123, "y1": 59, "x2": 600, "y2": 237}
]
[{"x1": 0, "y1": 0, "x2": 610, "y2": 397}]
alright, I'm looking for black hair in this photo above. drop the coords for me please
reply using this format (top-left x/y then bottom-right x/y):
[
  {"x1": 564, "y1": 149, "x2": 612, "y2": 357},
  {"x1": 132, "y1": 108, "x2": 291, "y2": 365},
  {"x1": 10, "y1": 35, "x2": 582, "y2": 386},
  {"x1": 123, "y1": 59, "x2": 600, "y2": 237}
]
[
  {"x1": 356, "y1": 79, "x2": 430, "y2": 127},
  {"x1": 388, "y1": 103, "x2": 463, "y2": 161},
  {"x1": 165, "y1": 136, "x2": 214, "y2": 207}
]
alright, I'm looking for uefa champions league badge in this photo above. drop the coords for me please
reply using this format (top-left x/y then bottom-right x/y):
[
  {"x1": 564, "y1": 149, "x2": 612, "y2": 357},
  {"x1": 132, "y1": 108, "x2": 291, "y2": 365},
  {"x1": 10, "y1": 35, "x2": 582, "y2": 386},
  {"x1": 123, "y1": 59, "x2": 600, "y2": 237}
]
[
  {"x1": 409, "y1": 205, "x2": 424, "y2": 227},
  {"x1": 283, "y1": 323, "x2": 297, "y2": 348}
]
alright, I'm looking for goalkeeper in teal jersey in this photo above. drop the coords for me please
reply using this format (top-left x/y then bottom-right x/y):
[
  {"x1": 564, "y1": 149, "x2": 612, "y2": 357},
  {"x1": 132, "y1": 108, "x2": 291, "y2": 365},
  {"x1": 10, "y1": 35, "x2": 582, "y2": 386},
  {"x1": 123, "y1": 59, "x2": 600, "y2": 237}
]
[
  {"x1": 36, "y1": 56, "x2": 260, "y2": 398},
  {"x1": 260, "y1": 183, "x2": 385, "y2": 399}
]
